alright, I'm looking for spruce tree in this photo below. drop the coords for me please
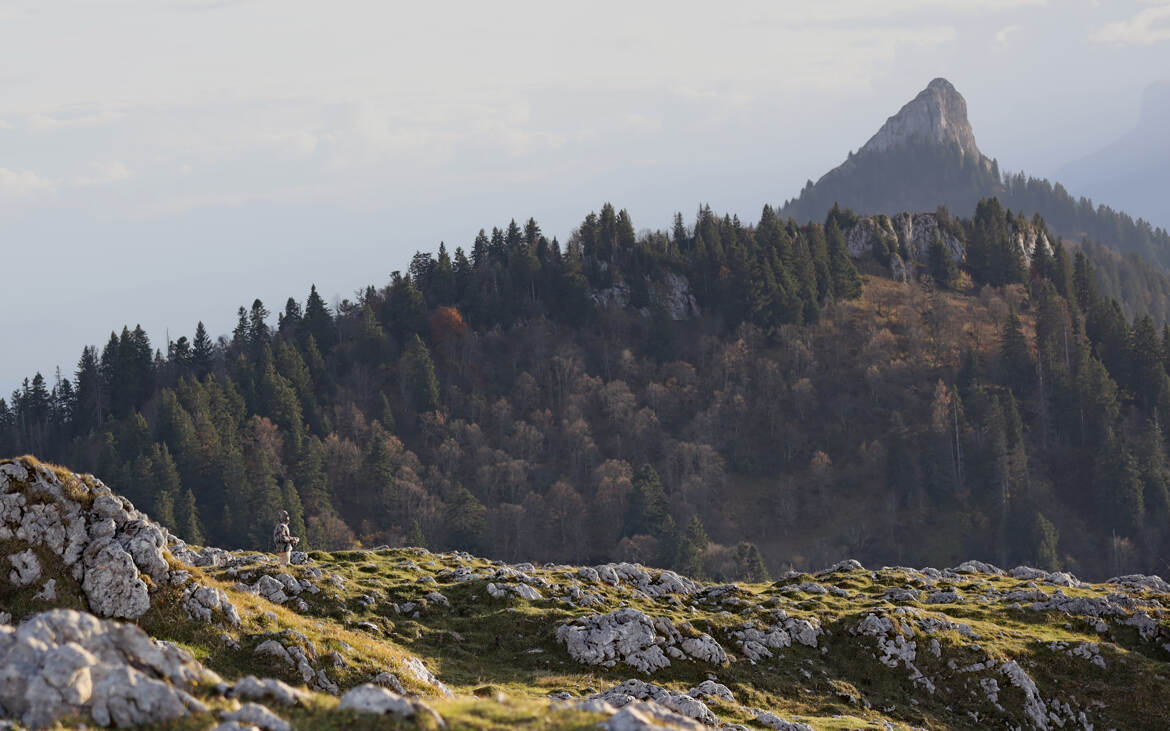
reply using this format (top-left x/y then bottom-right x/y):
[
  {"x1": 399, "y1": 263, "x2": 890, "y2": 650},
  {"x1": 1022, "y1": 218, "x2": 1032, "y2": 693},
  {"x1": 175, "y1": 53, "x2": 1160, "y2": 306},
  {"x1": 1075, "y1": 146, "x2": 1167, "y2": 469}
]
[
  {"x1": 405, "y1": 519, "x2": 426, "y2": 548},
  {"x1": 826, "y1": 220, "x2": 862, "y2": 300},
  {"x1": 1000, "y1": 312, "x2": 1032, "y2": 394},
  {"x1": 1095, "y1": 430, "x2": 1145, "y2": 536},
  {"x1": 399, "y1": 336, "x2": 440, "y2": 413},
  {"x1": 1032, "y1": 512, "x2": 1060, "y2": 570},
  {"x1": 677, "y1": 516, "x2": 709, "y2": 578},
  {"x1": 928, "y1": 237, "x2": 960, "y2": 289},
  {"x1": 176, "y1": 487, "x2": 205, "y2": 544},
  {"x1": 301, "y1": 285, "x2": 335, "y2": 352},
  {"x1": 444, "y1": 486, "x2": 487, "y2": 553},
  {"x1": 626, "y1": 464, "x2": 669, "y2": 537},
  {"x1": 734, "y1": 541, "x2": 770, "y2": 582},
  {"x1": 191, "y1": 321, "x2": 214, "y2": 378}
]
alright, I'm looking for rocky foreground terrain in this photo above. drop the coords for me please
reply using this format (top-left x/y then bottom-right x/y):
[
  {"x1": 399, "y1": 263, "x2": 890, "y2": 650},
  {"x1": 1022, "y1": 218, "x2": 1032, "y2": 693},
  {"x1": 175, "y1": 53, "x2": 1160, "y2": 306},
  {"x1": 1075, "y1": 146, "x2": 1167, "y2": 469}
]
[{"x1": 2, "y1": 456, "x2": 1170, "y2": 730}]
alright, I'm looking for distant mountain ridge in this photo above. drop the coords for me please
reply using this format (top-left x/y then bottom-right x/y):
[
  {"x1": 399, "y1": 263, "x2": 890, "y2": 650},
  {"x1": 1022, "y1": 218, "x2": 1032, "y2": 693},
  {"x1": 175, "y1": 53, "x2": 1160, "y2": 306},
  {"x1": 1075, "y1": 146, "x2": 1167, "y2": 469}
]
[
  {"x1": 1059, "y1": 81, "x2": 1170, "y2": 230},
  {"x1": 781, "y1": 78, "x2": 1170, "y2": 272}
]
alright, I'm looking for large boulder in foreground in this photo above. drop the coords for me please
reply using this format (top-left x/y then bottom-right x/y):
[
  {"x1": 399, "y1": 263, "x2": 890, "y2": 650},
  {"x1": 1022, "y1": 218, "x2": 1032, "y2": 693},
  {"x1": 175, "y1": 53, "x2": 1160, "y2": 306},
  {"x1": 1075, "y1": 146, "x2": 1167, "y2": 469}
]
[{"x1": 0, "y1": 608, "x2": 216, "y2": 728}]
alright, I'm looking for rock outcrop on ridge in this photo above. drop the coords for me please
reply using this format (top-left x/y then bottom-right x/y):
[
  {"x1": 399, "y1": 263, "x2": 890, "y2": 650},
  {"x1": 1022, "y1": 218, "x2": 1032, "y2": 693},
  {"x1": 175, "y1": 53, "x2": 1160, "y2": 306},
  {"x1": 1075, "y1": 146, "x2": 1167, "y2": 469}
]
[{"x1": 0, "y1": 457, "x2": 239, "y2": 626}]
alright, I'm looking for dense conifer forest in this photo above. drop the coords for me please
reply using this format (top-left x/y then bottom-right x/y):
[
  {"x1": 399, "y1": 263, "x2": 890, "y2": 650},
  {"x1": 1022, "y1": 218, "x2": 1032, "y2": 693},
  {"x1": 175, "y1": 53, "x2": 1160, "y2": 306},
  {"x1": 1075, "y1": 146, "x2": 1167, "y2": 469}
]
[{"x1": 3, "y1": 199, "x2": 1169, "y2": 581}]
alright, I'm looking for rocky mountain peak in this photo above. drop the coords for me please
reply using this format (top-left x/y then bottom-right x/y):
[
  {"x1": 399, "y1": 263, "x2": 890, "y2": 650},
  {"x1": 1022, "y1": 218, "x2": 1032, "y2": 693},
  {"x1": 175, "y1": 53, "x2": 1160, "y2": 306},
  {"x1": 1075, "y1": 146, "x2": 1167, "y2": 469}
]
[{"x1": 859, "y1": 77, "x2": 985, "y2": 164}]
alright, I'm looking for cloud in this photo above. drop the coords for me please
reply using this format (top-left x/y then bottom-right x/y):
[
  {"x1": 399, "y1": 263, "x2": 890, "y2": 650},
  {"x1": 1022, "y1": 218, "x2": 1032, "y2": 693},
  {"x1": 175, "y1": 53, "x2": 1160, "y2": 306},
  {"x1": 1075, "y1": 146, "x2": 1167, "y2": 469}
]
[
  {"x1": 0, "y1": 167, "x2": 55, "y2": 201},
  {"x1": 995, "y1": 24, "x2": 1023, "y2": 47},
  {"x1": 73, "y1": 161, "x2": 131, "y2": 187},
  {"x1": 27, "y1": 108, "x2": 125, "y2": 130},
  {"x1": 1091, "y1": 3, "x2": 1170, "y2": 46}
]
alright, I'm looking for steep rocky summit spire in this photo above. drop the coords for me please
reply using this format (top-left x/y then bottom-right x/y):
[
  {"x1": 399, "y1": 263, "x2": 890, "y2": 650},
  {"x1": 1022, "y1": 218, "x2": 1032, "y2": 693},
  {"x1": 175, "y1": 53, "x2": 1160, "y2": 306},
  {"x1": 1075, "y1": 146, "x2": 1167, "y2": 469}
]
[{"x1": 859, "y1": 78, "x2": 984, "y2": 163}]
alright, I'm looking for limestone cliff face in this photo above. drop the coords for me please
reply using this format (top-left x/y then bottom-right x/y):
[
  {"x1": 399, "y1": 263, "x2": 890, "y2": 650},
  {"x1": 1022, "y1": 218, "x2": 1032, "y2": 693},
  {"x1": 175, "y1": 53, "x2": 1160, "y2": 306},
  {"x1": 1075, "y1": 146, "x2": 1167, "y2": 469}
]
[
  {"x1": 842, "y1": 209, "x2": 1050, "y2": 280},
  {"x1": 859, "y1": 78, "x2": 989, "y2": 171}
]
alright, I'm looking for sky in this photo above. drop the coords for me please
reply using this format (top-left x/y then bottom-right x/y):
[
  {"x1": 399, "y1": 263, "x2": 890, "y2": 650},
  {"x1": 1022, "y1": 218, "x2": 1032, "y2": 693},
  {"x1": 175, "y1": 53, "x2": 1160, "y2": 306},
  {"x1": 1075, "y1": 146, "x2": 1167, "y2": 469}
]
[{"x1": 2, "y1": 0, "x2": 1169, "y2": 396}]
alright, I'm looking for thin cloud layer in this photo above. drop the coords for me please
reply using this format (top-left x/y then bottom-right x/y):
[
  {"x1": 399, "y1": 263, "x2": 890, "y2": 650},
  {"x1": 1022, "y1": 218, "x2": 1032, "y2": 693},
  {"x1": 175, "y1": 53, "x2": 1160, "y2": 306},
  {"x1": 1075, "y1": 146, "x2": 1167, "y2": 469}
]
[{"x1": 1092, "y1": 2, "x2": 1170, "y2": 46}]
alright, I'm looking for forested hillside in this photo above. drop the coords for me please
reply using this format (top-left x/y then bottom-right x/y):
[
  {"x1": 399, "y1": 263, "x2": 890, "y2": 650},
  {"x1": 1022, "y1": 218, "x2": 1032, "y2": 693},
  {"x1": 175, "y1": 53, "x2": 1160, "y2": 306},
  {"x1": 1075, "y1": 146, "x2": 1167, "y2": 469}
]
[{"x1": 3, "y1": 199, "x2": 1169, "y2": 581}]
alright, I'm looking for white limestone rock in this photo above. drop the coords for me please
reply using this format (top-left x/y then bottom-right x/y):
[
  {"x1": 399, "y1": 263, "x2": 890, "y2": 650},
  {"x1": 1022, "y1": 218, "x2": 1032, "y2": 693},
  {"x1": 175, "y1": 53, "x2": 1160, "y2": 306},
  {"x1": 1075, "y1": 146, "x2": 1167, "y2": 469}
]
[
  {"x1": 228, "y1": 675, "x2": 311, "y2": 706},
  {"x1": 602, "y1": 699, "x2": 705, "y2": 731},
  {"x1": 588, "y1": 562, "x2": 700, "y2": 597},
  {"x1": 371, "y1": 671, "x2": 408, "y2": 695},
  {"x1": 754, "y1": 709, "x2": 816, "y2": 731},
  {"x1": 81, "y1": 537, "x2": 151, "y2": 619},
  {"x1": 402, "y1": 655, "x2": 454, "y2": 698},
  {"x1": 688, "y1": 680, "x2": 735, "y2": 704},
  {"x1": 999, "y1": 660, "x2": 1051, "y2": 730},
  {"x1": 926, "y1": 590, "x2": 961, "y2": 604},
  {"x1": 7, "y1": 549, "x2": 41, "y2": 586},
  {"x1": 220, "y1": 702, "x2": 290, "y2": 731},
  {"x1": 181, "y1": 584, "x2": 242, "y2": 626},
  {"x1": 953, "y1": 560, "x2": 1003, "y2": 575},
  {"x1": 33, "y1": 578, "x2": 56, "y2": 601},
  {"x1": 253, "y1": 575, "x2": 290, "y2": 605},
  {"x1": 337, "y1": 683, "x2": 445, "y2": 725},
  {"x1": 0, "y1": 609, "x2": 211, "y2": 729},
  {"x1": 557, "y1": 609, "x2": 728, "y2": 673},
  {"x1": 591, "y1": 680, "x2": 717, "y2": 725},
  {"x1": 1107, "y1": 574, "x2": 1170, "y2": 594}
]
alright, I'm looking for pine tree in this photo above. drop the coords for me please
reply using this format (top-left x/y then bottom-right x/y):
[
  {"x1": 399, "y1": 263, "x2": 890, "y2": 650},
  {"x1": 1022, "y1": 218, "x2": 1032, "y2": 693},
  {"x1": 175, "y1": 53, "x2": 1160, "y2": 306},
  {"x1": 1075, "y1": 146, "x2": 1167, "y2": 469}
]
[
  {"x1": 405, "y1": 519, "x2": 426, "y2": 548},
  {"x1": 192, "y1": 321, "x2": 215, "y2": 378},
  {"x1": 301, "y1": 285, "x2": 335, "y2": 352},
  {"x1": 444, "y1": 486, "x2": 487, "y2": 553},
  {"x1": 928, "y1": 237, "x2": 960, "y2": 289},
  {"x1": 1000, "y1": 312, "x2": 1032, "y2": 394},
  {"x1": 677, "y1": 515, "x2": 709, "y2": 577},
  {"x1": 148, "y1": 442, "x2": 182, "y2": 531},
  {"x1": 734, "y1": 541, "x2": 770, "y2": 582},
  {"x1": 399, "y1": 335, "x2": 440, "y2": 413},
  {"x1": 826, "y1": 220, "x2": 862, "y2": 300},
  {"x1": 175, "y1": 487, "x2": 205, "y2": 544},
  {"x1": 654, "y1": 514, "x2": 682, "y2": 569},
  {"x1": 626, "y1": 464, "x2": 669, "y2": 537},
  {"x1": 74, "y1": 345, "x2": 104, "y2": 434},
  {"x1": 1095, "y1": 430, "x2": 1145, "y2": 536},
  {"x1": 1032, "y1": 512, "x2": 1060, "y2": 570}
]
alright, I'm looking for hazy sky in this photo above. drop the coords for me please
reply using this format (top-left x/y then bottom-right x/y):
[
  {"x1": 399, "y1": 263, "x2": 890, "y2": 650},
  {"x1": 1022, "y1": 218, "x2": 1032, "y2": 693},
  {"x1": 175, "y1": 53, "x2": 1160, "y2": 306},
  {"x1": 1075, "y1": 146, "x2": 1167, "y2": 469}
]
[{"x1": 2, "y1": 0, "x2": 1168, "y2": 396}]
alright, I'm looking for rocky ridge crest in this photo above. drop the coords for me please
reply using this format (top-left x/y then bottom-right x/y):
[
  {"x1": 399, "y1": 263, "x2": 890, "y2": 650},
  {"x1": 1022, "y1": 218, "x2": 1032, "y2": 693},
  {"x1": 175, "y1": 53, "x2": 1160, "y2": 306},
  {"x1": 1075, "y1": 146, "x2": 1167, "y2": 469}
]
[{"x1": 3, "y1": 456, "x2": 1170, "y2": 729}]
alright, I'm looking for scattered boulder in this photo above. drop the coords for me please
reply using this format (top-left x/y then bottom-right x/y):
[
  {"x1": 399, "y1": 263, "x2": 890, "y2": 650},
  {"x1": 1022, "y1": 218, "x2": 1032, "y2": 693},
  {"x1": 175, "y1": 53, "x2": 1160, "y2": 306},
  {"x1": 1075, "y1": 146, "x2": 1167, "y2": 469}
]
[
  {"x1": 754, "y1": 709, "x2": 815, "y2": 731},
  {"x1": 687, "y1": 680, "x2": 735, "y2": 704},
  {"x1": 557, "y1": 609, "x2": 727, "y2": 673},
  {"x1": 590, "y1": 679, "x2": 717, "y2": 724},
  {"x1": 337, "y1": 684, "x2": 445, "y2": 726},
  {"x1": 402, "y1": 655, "x2": 454, "y2": 698},
  {"x1": 0, "y1": 609, "x2": 214, "y2": 728},
  {"x1": 602, "y1": 699, "x2": 706, "y2": 731},
  {"x1": 219, "y1": 702, "x2": 290, "y2": 731},
  {"x1": 227, "y1": 675, "x2": 312, "y2": 706}
]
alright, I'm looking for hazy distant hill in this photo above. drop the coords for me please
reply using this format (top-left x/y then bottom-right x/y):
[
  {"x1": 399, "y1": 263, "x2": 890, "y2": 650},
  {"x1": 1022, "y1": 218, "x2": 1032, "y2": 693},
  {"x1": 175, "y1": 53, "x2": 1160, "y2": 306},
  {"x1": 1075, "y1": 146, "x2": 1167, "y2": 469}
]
[{"x1": 1059, "y1": 81, "x2": 1170, "y2": 231}]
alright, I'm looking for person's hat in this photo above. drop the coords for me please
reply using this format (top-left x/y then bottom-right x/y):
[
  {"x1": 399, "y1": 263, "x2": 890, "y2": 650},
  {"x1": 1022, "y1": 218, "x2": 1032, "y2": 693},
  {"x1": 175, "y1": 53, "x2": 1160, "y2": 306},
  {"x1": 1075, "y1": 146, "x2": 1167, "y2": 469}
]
[{"x1": 278, "y1": 510, "x2": 290, "y2": 521}]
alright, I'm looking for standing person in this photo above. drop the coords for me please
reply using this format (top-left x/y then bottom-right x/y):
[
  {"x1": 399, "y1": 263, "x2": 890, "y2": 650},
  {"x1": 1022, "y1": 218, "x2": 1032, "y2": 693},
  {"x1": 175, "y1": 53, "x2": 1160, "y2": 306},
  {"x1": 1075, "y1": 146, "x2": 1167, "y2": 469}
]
[{"x1": 273, "y1": 510, "x2": 299, "y2": 565}]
